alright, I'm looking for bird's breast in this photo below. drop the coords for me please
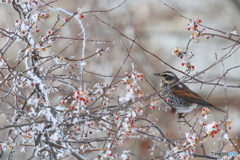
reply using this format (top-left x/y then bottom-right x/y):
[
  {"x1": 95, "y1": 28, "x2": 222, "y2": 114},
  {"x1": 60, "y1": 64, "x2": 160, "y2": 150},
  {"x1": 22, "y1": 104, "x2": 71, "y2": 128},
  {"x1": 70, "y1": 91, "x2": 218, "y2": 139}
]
[{"x1": 161, "y1": 90, "x2": 197, "y2": 113}]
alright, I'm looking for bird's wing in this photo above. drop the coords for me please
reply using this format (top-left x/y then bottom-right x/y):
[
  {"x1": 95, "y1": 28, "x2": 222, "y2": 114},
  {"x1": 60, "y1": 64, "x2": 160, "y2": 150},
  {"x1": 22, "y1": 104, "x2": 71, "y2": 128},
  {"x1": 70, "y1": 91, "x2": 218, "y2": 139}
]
[
  {"x1": 170, "y1": 84, "x2": 202, "y2": 103},
  {"x1": 170, "y1": 84, "x2": 226, "y2": 113}
]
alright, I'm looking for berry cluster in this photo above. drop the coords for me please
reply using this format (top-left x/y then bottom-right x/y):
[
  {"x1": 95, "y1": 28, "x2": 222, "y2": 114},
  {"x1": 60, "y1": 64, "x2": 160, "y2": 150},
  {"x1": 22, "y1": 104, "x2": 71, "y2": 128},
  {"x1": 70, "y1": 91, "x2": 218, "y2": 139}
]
[
  {"x1": 172, "y1": 47, "x2": 195, "y2": 72},
  {"x1": 203, "y1": 122, "x2": 221, "y2": 138},
  {"x1": 74, "y1": 90, "x2": 90, "y2": 105}
]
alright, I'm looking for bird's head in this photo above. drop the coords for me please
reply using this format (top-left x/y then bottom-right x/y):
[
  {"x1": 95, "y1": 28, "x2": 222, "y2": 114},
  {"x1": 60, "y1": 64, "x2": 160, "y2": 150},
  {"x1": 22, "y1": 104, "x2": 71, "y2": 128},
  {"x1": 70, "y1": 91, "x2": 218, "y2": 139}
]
[{"x1": 154, "y1": 71, "x2": 179, "y2": 85}]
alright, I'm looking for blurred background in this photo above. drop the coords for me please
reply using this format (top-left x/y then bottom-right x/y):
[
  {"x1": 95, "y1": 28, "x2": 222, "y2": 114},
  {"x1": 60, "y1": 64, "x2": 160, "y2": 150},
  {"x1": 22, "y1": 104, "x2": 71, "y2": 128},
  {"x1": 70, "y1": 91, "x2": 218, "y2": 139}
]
[{"x1": 0, "y1": 0, "x2": 240, "y2": 159}]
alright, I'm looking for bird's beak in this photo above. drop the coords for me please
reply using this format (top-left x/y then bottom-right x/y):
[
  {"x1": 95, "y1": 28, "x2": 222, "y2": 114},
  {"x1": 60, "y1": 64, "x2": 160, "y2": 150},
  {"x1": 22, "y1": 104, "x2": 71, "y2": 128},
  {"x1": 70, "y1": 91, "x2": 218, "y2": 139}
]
[{"x1": 154, "y1": 73, "x2": 162, "y2": 77}]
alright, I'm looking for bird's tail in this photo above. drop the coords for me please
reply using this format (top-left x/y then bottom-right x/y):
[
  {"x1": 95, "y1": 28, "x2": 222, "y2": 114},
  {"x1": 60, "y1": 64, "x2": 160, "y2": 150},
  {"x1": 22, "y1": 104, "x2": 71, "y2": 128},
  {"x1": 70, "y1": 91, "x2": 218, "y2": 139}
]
[{"x1": 209, "y1": 105, "x2": 226, "y2": 113}]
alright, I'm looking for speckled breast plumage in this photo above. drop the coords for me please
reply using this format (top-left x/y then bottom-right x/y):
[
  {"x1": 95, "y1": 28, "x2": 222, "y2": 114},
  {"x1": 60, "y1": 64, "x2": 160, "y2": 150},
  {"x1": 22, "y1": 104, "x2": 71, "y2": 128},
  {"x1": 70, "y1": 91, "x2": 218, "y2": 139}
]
[
  {"x1": 155, "y1": 71, "x2": 225, "y2": 114},
  {"x1": 161, "y1": 89, "x2": 198, "y2": 113}
]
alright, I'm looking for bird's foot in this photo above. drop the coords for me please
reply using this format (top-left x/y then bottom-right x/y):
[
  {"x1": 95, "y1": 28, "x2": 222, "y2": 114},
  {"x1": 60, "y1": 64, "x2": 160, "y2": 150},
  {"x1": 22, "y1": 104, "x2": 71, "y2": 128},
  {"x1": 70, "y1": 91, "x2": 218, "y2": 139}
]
[
  {"x1": 178, "y1": 113, "x2": 187, "y2": 119},
  {"x1": 171, "y1": 108, "x2": 176, "y2": 113}
]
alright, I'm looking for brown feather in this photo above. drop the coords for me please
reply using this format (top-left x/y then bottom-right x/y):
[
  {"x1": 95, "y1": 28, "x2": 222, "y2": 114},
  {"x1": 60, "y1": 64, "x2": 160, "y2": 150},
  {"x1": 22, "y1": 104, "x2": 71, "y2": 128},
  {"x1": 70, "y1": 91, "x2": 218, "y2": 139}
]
[
  {"x1": 170, "y1": 83, "x2": 226, "y2": 112},
  {"x1": 170, "y1": 83, "x2": 211, "y2": 106},
  {"x1": 154, "y1": 71, "x2": 226, "y2": 113}
]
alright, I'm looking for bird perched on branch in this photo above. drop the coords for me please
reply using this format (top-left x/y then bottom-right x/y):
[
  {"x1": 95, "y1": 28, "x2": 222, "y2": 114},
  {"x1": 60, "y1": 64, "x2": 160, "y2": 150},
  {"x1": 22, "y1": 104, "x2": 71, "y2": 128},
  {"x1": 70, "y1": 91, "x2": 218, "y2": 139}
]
[{"x1": 154, "y1": 71, "x2": 226, "y2": 114}]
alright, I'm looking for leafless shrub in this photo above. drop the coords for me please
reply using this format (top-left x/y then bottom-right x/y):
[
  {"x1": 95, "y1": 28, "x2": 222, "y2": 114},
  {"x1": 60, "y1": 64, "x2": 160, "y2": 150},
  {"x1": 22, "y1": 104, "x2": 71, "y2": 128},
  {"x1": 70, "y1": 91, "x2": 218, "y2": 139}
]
[{"x1": 0, "y1": 0, "x2": 239, "y2": 159}]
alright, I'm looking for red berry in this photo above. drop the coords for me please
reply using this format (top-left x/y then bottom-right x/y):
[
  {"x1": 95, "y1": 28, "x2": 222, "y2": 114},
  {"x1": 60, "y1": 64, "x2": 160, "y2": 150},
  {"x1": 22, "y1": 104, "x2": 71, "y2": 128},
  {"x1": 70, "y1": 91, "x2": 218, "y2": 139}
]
[
  {"x1": 65, "y1": 17, "x2": 70, "y2": 22},
  {"x1": 151, "y1": 106, "x2": 156, "y2": 109},
  {"x1": 80, "y1": 14, "x2": 84, "y2": 19},
  {"x1": 197, "y1": 19, "x2": 202, "y2": 23}
]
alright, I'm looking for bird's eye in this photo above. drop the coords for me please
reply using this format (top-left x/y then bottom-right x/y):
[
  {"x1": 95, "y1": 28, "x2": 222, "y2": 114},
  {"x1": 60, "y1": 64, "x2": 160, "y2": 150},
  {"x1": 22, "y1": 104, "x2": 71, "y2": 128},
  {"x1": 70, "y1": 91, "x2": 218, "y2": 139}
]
[
  {"x1": 165, "y1": 76, "x2": 173, "y2": 81},
  {"x1": 162, "y1": 74, "x2": 167, "y2": 77}
]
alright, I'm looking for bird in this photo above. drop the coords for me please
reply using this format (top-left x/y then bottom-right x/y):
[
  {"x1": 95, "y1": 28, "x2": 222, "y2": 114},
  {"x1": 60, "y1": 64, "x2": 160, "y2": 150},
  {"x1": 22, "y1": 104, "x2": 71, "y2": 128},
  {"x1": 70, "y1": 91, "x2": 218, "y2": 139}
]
[{"x1": 154, "y1": 71, "x2": 226, "y2": 114}]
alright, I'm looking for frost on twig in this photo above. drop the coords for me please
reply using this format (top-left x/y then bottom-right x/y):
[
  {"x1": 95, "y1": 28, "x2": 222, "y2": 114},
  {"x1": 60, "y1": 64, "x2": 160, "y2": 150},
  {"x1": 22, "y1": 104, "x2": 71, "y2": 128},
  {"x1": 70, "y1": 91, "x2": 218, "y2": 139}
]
[{"x1": 0, "y1": 0, "x2": 238, "y2": 160}]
